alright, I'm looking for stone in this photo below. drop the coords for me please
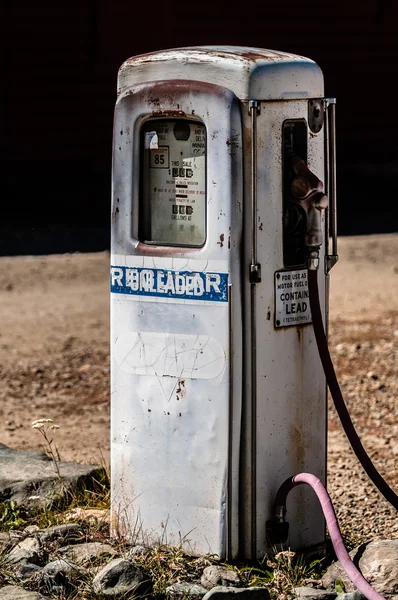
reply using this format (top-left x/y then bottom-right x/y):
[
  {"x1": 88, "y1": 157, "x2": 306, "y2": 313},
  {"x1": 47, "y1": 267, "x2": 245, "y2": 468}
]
[
  {"x1": 38, "y1": 559, "x2": 87, "y2": 595},
  {"x1": 201, "y1": 565, "x2": 241, "y2": 590},
  {"x1": 14, "y1": 562, "x2": 42, "y2": 579},
  {"x1": 322, "y1": 540, "x2": 398, "y2": 596},
  {"x1": 64, "y1": 507, "x2": 110, "y2": 525},
  {"x1": 292, "y1": 587, "x2": 337, "y2": 599},
  {"x1": 167, "y1": 582, "x2": 209, "y2": 598},
  {"x1": 5, "y1": 536, "x2": 42, "y2": 565},
  {"x1": 0, "y1": 443, "x2": 103, "y2": 509},
  {"x1": 92, "y1": 557, "x2": 152, "y2": 597},
  {"x1": 38, "y1": 523, "x2": 81, "y2": 543},
  {"x1": 202, "y1": 586, "x2": 270, "y2": 600},
  {"x1": 23, "y1": 526, "x2": 40, "y2": 535},
  {"x1": 0, "y1": 587, "x2": 48, "y2": 600},
  {"x1": 57, "y1": 541, "x2": 117, "y2": 564},
  {"x1": 42, "y1": 558, "x2": 87, "y2": 577}
]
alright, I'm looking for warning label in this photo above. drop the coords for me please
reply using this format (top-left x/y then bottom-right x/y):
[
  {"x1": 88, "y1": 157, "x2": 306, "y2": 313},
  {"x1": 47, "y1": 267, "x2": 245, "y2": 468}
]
[{"x1": 274, "y1": 270, "x2": 312, "y2": 328}]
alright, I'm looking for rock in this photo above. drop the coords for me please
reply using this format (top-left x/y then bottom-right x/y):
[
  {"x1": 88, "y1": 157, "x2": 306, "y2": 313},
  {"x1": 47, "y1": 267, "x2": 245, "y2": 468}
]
[
  {"x1": 292, "y1": 587, "x2": 337, "y2": 599},
  {"x1": 38, "y1": 559, "x2": 87, "y2": 595},
  {"x1": 0, "y1": 587, "x2": 49, "y2": 600},
  {"x1": 5, "y1": 536, "x2": 42, "y2": 565},
  {"x1": 23, "y1": 526, "x2": 40, "y2": 535},
  {"x1": 201, "y1": 565, "x2": 241, "y2": 590},
  {"x1": 0, "y1": 443, "x2": 103, "y2": 508},
  {"x1": 92, "y1": 557, "x2": 152, "y2": 597},
  {"x1": 14, "y1": 562, "x2": 42, "y2": 579},
  {"x1": 167, "y1": 582, "x2": 209, "y2": 598},
  {"x1": 57, "y1": 541, "x2": 117, "y2": 564},
  {"x1": 202, "y1": 586, "x2": 270, "y2": 600},
  {"x1": 322, "y1": 539, "x2": 398, "y2": 596},
  {"x1": 38, "y1": 523, "x2": 81, "y2": 543},
  {"x1": 64, "y1": 507, "x2": 110, "y2": 525}
]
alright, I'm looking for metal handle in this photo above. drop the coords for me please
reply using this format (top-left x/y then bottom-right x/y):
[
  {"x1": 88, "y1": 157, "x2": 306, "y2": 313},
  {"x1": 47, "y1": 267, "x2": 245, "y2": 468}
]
[{"x1": 325, "y1": 98, "x2": 338, "y2": 273}]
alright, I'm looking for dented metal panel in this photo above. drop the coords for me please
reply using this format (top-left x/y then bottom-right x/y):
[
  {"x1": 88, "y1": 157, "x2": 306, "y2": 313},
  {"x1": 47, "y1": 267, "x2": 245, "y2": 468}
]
[
  {"x1": 111, "y1": 80, "x2": 243, "y2": 558},
  {"x1": 117, "y1": 46, "x2": 324, "y2": 101}
]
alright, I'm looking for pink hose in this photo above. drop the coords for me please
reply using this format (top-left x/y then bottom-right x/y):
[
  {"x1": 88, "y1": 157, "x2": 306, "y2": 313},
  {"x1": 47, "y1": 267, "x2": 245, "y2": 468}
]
[{"x1": 292, "y1": 473, "x2": 385, "y2": 600}]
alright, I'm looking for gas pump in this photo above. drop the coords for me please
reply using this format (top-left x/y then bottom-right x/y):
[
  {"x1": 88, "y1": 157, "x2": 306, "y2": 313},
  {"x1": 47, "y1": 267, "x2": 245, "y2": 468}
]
[{"x1": 110, "y1": 46, "x2": 337, "y2": 560}]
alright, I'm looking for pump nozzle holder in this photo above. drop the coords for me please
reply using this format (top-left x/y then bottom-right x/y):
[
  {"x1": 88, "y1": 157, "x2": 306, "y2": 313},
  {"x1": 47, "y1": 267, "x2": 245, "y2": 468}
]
[{"x1": 288, "y1": 155, "x2": 328, "y2": 249}]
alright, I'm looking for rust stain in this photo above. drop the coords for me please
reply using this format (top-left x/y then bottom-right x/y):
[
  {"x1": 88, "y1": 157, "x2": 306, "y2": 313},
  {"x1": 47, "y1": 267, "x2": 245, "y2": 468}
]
[
  {"x1": 176, "y1": 379, "x2": 186, "y2": 401},
  {"x1": 266, "y1": 310, "x2": 271, "y2": 321},
  {"x1": 151, "y1": 109, "x2": 186, "y2": 118},
  {"x1": 217, "y1": 234, "x2": 225, "y2": 248},
  {"x1": 148, "y1": 96, "x2": 161, "y2": 107},
  {"x1": 111, "y1": 206, "x2": 119, "y2": 224}
]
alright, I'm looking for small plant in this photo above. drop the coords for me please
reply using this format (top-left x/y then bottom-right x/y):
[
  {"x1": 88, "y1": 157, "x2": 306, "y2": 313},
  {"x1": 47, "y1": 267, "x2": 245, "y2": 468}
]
[
  {"x1": 0, "y1": 500, "x2": 27, "y2": 531},
  {"x1": 0, "y1": 551, "x2": 19, "y2": 586},
  {"x1": 335, "y1": 578, "x2": 346, "y2": 594},
  {"x1": 31, "y1": 418, "x2": 61, "y2": 478},
  {"x1": 134, "y1": 545, "x2": 217, "y2": 596},
  {"x1": 238, "y1": 549, "x2": 324, "y2": 599}
]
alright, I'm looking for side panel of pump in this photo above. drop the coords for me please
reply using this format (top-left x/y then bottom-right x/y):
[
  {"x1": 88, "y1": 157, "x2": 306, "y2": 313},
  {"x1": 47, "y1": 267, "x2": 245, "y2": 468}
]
[
  {"x1": 241, "y1": 100, "x2": 327, "y2": 557},
  {"x1": 110, "y1": 81, "x2": 243, "y2": 559}
]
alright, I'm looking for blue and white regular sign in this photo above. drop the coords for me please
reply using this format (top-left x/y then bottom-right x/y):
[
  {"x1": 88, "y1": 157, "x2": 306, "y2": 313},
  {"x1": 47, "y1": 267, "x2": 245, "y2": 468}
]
[{"x1": 110, "y1": 265, "x2": 229, "y2": 302}]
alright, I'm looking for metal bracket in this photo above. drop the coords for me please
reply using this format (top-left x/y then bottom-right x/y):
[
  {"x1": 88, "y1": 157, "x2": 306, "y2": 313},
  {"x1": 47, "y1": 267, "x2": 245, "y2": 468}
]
[
  {"x1": 249, "y1": 100, "x2": 261, "y2": 116},
  {"x1": 325, "y1": 254, "x2": 339, "y2": 274},
  {"x1": 308, "y1": 98, "x2": 324, "y2": 134},
  {"x1": 250, "y1": 263, "x2": 262, "y2": 283}
]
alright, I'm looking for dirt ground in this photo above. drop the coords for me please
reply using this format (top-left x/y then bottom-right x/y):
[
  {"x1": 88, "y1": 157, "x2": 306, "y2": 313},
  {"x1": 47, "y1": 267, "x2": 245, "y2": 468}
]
[{"x1": 0, "y1": 234, "x2": 397, "y2": 541}]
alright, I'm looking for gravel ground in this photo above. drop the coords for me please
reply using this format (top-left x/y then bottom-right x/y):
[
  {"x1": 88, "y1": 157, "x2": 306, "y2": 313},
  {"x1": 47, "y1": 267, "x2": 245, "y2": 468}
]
[{"x1": 0, "y1": 234, "x2": 397, "y2": 546}]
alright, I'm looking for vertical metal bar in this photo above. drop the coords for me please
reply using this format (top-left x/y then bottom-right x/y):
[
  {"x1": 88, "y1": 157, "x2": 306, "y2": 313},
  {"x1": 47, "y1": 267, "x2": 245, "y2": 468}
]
[
  {"x1": 250, "y1": 282, "x2": 257, "y2": 559},
  {"x1": 325, "y1": 98, "x2": 338, "y2": 273},
  {"x1": 250, "y1": 101, "x2": 258, "y2": 267},
  {"x1": 248, "y1": 100, "x2": 260, "y2": 558},
  {"x1": 227, "y1": 285, "x2": 233, "y2": 560},
  {"x1": 329, "y1": 100, "x2": 337, "y2": 257},
  {"x1": 324, "y1": 101, "x2": 330, "y2": 256}
]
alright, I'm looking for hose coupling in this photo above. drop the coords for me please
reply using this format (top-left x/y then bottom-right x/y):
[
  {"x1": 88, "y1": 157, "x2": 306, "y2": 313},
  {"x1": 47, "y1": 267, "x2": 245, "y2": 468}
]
[{"x1": 307, "y1": 248, "x2": 320, "y2": 270}]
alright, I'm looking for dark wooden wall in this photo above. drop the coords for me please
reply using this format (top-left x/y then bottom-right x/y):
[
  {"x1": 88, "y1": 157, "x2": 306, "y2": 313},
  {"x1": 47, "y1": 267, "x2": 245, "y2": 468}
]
[{"x1": 1, "y1": 0, "x2": 397, "y2": 254}]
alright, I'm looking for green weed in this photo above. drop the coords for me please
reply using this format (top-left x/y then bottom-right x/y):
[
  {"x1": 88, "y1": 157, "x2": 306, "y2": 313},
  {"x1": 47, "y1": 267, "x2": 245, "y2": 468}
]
[
  {"x1": 0, "y1": 500, "x2": 28, "y2": 531},
  {"x1": 236, "y1": 549, "x2": 325, "y2": 599}
]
